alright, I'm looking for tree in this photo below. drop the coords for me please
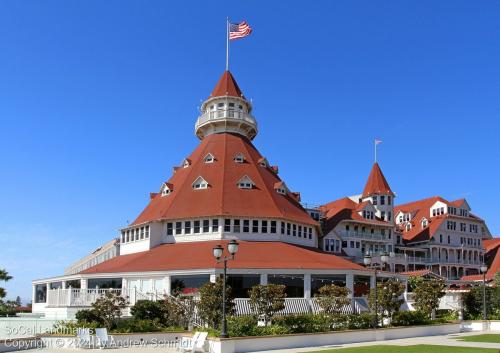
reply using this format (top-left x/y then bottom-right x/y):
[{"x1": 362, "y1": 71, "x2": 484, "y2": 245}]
[
  {"x1": 315, "y1": 284, "x2": 351, "y2": 315},
  {"x1": 197, "y1": 277, "x2": 235, "y2": 329},
  {"x1": 0, "y1": 269, "x2": 12, "y2": 300},
  {"x1": 249, "y1": 284, "x2": 286, "y2": 325},
  {"x1": 369, "y1": 279, "x2": 405, "y2": 324},
  {"x1": 412, "y1": 277, "x2": 446, "y2": 319},
  {"x1": 90, "y1": 291, "x2": 127, "y2": 329}
]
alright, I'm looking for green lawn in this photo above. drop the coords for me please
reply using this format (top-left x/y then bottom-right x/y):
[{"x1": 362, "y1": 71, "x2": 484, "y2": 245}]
[
  {"x1": 307, "y1": 345, "x2": 498, "y2": 353},
  {"x1": 456, "y1": 334, "x2": 500, "y2": 343}
]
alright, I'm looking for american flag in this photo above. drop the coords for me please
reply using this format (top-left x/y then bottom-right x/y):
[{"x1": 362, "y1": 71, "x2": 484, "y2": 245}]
[{"x1": 229, "y1": 21, "x2": 252, "y2": 40}]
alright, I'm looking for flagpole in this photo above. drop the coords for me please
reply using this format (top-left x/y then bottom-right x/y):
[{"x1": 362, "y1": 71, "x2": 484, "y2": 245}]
[
  {"x1": 226, "y1": 17, "x2": 229, "y2": 71},
  {"x1": 374, "y1": 140, "x2": 377, "y2": 163}
]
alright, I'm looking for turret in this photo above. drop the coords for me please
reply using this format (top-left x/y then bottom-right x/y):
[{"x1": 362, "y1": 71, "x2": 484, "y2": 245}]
[
  {"x1": 361, "y1": 163, "x2": 395, "y2": 222},
  {"x1": 195, "y1": 71, "x2": 257, "y2": 140}
]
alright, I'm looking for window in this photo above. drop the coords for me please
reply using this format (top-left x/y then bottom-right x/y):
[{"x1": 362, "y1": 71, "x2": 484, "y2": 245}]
[
  {"x1": 388, "y1": 212, "x2": 392, "y2": 221},
  {"x1": 161, "y1": 183, "x2": 172, "y2": 196},
  {"x1": 298, "y1": 225, "x2": 302, "y2": 237},
  {"x1": 276, "y1": 187, "x2": 286, "y2": 195},
  {"x1": 439, "y1": 234, "x2": 443, "y2": 243},
  {"x1": 237, "y1": 176, "x2": 254, "y2": 189},
  {"x1": 234, "y1": 153, "x2": 244, "y2": 163},
  {"x1": 175, "y1": 222, "x2": 182, "y2": 235},
  {"x1": 204, "y1": 153, "x2": 215, "y2": 163},
  {"x1": 126, "y1": 230, "x2": 130, "y2": 242},
  {"x1": 185, "y1": 221, "x2": 191, "y2": 234},
  {"x1": 252, "y1": 220, "x2": 259, "y2": 233},
  {"x1": 270, "y1": 221, "x2": 276, "y2": 233},
  {"x1": 167, "y1": 222, "x2": 173, "y2": 235},
  {"x1": 380, "y1": 196, "x2": 385, "y2": 205},
  {"x1": 234, "y1": 220, "x2": 241, "y2": 233},
  {"x1": 212, "y1": 219, "x2": 219, "y2": 232},
  {"x1": 350, "y1": 241, "x2": 355, "y2": 248},
  {"x1": 388, "y1": 196, "x2": 392, "y2": 205},
  {"x1": 460, "y1": 223, "x2": 466, "y2": 232},
  {"x1": 145, "y1": 226, "x2": 150, "y2": 238},
  {"x1": 224, "y1": 219, "x2": 231, "y2": 232},
  {"x1": 381, "y1": 211, "x2": 386, "y2": 220},
  {"x1": 203, "y1": 220, "x2": 210, "y2": 233},
  {"x1": 140, "y1": 227, "x2": 145, "y2": 239},
  {"x1": 281, "y1": 222, "x2": 285, "y2": 234},
  {"x1": 194, "y1": 220, "x2": 200, "y2": 233},
  {"x1": 448, "y1": 235, "x2": 451, "y2": 244},
  {"x1": 372, "y1": 196, "x2": 378, "y2": 205},
  {"x1": 406, "y1": 224, "x2": 411, "y2": 231},
  {"x1": 192, "y1": 176, "x2": 208, "y2": 189},
  {"x1": 292, "y1": 224, "x2": 297, "y2": 237},
  {"x1": 182, "y1": 158, "x2": 191, "y2": 168},
  {"x1": 286, "y1": 223, "x2": 291, "y2": 235},
  {"x1": 422, "y1": 219, "x2": 428, "y2": 228},
  {"x1": 121, "y1": 232, "x2": 125, "y2": 243},
  {"x1": 243, "y1": 220, "x2": 249, "y2": 233},
  {"x1": 308, "y1": 228, "x2": 312, "y2": 239},
  {"x1": 262, "y1": 220, "x2": 268, "y2": 233}
]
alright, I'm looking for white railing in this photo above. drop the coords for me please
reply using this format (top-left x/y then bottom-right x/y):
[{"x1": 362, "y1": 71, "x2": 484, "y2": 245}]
[
  {"x1": 339, "y1": 231, "x2": 390, "y2": 241},
  {"x1": 196, "y1": 110, "x2": 257, "y2": 127},
  {"x1": 47, "y1": 288, "x2": 158, "y2": 308},
  {"x1": 233, "y1": 297, "x2": 366, "y2": 316}
]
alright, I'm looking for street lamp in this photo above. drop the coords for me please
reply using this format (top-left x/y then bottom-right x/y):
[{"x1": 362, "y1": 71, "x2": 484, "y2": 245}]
[
  {"x1": 480, "y1": 262, "x2": 488, "y2": 321},
  {"x1": 213, "y1": 240, "x2": 239, "y2": 338},
  {"x1": 364, "y1": 251, "x2": 390, "y2": 329}
]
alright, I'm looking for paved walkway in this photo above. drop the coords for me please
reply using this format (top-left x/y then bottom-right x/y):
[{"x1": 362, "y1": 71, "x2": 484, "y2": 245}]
[{"x1": 252, "y1": 332, "x2": 500, "y2": 352}]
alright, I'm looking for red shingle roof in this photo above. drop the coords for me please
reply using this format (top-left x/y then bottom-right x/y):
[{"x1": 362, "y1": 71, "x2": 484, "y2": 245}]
[
  {"x1": 462, "y1": 238, "x2": 500, "y2": 282},
  {"x1": 362, "y1": 163, "x2": 394, "y2": 197},
  {"x1": 131, "y1": 133, "x2": 317, "y2": 226},
  {"x1": 80, "y1": 241, "x2": 367, "y2": 274},
  {"x1": 319, "y1": 197, "x2": 391, "y2": 235},
  {"x1": 209, "y1": 71, "x2": 245, "y2": 99}
]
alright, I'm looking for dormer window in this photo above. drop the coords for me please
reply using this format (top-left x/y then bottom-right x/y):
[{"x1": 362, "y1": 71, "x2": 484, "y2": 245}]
[
  {"x1": 422, "y1": 218, "x2": 428, "y2": 228},
  {"x1": 234, "y1": 153, "x2": 245, "y2": 163},
  {"x1": 160, "y1": 183, "x2": 173, "y2": 196},
  {"x1": 406, "y1": 223, "x2": 411, "y2": 231},
  {"x1": 237, "y1": 175, "x2": 254, "y2": 189},
  {"x1": 258, "y1": 157, "x2": 269, "y2": 168},
  {"x1": 182, "y1": 158, "x2": 191, "y2": 168},
  {"x1": 192, "y1": 176, "x2": 208, "y2": 190},
  {"x1": 204, "y1": 153, "x2": 215, "y2": 163},
  {"x1": 274, "y1": 181, "x2": 288, "y2": 195}
]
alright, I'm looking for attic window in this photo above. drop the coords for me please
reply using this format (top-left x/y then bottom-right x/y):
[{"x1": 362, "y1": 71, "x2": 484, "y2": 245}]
[
  {"x1": 422, "y1": 219, "x2": 428, "y2": 228},
  {"x1": 234, "y1": 153, "x2": 244, "y2": 163},
  {"x1": 182, "y1": 159, "x2": 191, "y2": 168},
  {"x1": 276, "y1": 187, "x2": 286, "y2": 195},
  {"x1": 274, "y1": 181, "x2": 288, "y2": 195},
  {"x1": 406, "y1": 223, "x2": 411, "y2": 231},
  {"x1": 258, "y1": 158, "x2": 269, "y2": 168},
  {"x1": 204, "y1": 153, "x2": 215, "y2": 163},
  {"x1": 160, "y1": 183, "x2": 173, "y2": 197},
  {"x1": 192, "y1": 176, "x2": 208, "y2": 190},
  {"x1": 237, "y1": 175, "x2": 254, "y2": 189}
]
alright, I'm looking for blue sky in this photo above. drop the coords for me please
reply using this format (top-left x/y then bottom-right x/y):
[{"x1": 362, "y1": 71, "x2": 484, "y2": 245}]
[{"x1": 1, "y1": 0, "x2": 499, "y2": 302}]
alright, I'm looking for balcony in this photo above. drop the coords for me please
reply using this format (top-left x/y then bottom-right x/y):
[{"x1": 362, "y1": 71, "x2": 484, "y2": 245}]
[
  {"x1": 339, "y1": 230, "x2": 391, "y2": 241},
  {"x1": 196, "y1": 110, "x2": 257, "y2": 128}
]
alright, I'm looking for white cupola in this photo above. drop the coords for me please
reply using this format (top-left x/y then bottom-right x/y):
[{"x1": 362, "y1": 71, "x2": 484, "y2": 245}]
[{"x1": 195, "y1": 71, "x2": 257, "y2": 140}]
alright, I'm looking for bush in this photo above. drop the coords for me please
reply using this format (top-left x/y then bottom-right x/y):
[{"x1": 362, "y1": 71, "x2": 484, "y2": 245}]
[
  {"x1": 227, "y1": 316, "x2": 259, "y2": 337},
  {"x1": 75, "y1": 309, "x2": 104, "y2": 325},
  {"x1": 347, "y1": 312, "x2": 373, "y2": 329},
  {"x1": 392, "y1": 310, "x2": 430, "y2": 326},
  {"x1": 131, "y1": 300, "x2": 167, "y2": 321}
]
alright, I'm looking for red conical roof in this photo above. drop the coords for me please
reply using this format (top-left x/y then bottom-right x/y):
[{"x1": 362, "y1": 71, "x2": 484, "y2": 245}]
[
  {"x1": 362, "y1": 163, "x2": 394, "y2": 197},
  {"x1": 209, "y1": 71, "x2": 245, "y2": 99},
  {"x1": 132, "y1": 133, "x2": 316, "y2": 226}
]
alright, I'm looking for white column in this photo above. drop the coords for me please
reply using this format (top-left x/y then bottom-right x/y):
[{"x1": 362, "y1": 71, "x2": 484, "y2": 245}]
[
  {"x1": 81, "y1": 278, "x2": 88, "y2": 289},
  {"x1": 304, "y1": 274, "x2": 311, "y2": 299},
  {"x1": 260, "y1": 273, "x2": 268, "y2": 285},
  {"x1": 61, "y1": 281, "x2": 67, "y2": 289},
  {"x1": 164, "y1": 275, "x2": 171, "y2": 296}
]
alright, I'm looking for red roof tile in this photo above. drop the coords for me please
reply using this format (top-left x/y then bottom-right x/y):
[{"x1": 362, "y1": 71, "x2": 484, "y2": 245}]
[
  {"x1": 131, "y1": 133, "x2": 317, "y2": 226},
  {"x1": 362, "y1": 163, "x2": 394, "y2": 197},
  {"x1": 209, "y1": 71, "x2": 245, "y2": 99},
  {"x1": 80, "y1": 241, "x2": 367, "y2": 274},
  {"x1": 462, "y1": 240, "x2": 500, "y2": 281},
  {"x1": 319, "y1": 197, "x2": 391, "y2": 235}
]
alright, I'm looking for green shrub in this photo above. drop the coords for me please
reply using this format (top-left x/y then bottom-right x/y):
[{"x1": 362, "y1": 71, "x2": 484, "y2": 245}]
[
  {"x1": 392, "y1": 310, "x2": 430, "y2": 326},
  {"x1": 347, "y1": 312, "x2": 373, "y2": 329},
  {"x1": 130, "y1": 300, "x2": 167, "y2": 321},
  {"x1": 227, "y1": 316, "x2": 259, "y2": 336},
  {"x1": 436, "y1": 309, "x2": 458, "y2": 321},
  {"x1": 274, "y1": 314, "x2": 330, "y2": 333},
  {"x1": 75, "y1": 309, "x2": 103, "y2": 325}
]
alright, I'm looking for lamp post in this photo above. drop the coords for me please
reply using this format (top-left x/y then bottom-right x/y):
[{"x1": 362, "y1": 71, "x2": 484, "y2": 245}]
[
  {"x1": 364, "y1": 251, "x2": 390, "y2": 329},
  {"x1": 213, "y1": 240, "x2": 239, "y2": 338},
  {"x1": 480, "y1": 262, "x2": 488, "y2": 321}
]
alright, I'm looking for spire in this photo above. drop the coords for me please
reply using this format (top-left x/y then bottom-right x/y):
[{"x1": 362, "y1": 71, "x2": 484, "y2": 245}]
[
  {"x1": 209, "y1": 70, "x2": 245, "y2": 99},
  {"x1": 195, "y1": 71, "x2": 257, "y2": 141},
  {"x1": 362, "y1": 163, "x2": 394, "y2": 197}
]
